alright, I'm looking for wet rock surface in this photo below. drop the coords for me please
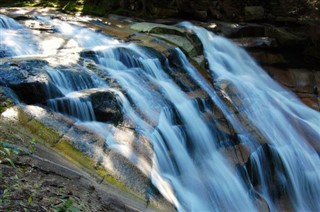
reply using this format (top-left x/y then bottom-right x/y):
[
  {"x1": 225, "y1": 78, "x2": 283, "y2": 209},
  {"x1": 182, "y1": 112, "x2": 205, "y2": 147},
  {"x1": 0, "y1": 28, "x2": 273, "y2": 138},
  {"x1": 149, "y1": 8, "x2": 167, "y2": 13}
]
[
  {"x1": 0, "y1": 6, "x2": 319, "y2": 211},
  {"x1": 0, "y1": 119, "x2": 148, "y2": 212},
  {"x1": 0, "y1": 60, "x2": 63, "y2": 104}
]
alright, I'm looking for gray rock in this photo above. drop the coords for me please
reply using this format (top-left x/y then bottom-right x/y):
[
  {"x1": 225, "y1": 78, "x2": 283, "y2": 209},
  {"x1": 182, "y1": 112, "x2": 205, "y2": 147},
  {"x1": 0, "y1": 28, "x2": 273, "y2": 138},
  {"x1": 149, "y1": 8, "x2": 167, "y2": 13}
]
[
  {"x1": 233, "y1": 37, "x2": 278, "y2": 49},
  {"x1": 0, "y1": 60, "x2": 63, "y2": 104},
  {"x1": 151, "y1": 34, "x2": 198, "y2": 57},
  {"x1": 130, "y1": 22, "x2": 185, "y2": 36},
  {"x1": 63, "y1": 88, "x2": 123, "y2": 124}
]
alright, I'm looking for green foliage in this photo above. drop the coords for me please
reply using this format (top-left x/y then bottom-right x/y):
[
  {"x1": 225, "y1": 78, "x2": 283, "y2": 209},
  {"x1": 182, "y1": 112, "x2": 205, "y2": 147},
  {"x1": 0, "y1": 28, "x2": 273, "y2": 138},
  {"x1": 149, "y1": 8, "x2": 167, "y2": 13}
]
[
  {"x1": 27, "y1": 196, "x2": 33, "y2": 204},
  {"x1": 0, "y1": 142, "x2": 20, "y2": 168},
  {"x1": 0, "y1": 0, "x2": 83, "y2": 13},
  {"x1": 28, "y1": 138, "x2": 37, "y2": 153},
  {"x1": 54, "y1": 198, "x2": 80, "y2": 212}
]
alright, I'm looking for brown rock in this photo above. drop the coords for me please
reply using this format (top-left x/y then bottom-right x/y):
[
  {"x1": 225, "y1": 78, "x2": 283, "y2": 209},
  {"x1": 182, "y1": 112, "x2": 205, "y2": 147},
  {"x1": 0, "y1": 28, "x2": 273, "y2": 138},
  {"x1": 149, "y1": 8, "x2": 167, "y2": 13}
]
[
  {"x1": 296, "y1": 93, "x2": 319, "y2": 111},
  {"x1": 264, "y1": 67, "x2": 295, "y2": 87},
  {"x1": 249, "y1": 52, "x2": 286, "y2": 66},
  {"x1": 290, "y1": 69, "x2": 316, "y2": 94}
]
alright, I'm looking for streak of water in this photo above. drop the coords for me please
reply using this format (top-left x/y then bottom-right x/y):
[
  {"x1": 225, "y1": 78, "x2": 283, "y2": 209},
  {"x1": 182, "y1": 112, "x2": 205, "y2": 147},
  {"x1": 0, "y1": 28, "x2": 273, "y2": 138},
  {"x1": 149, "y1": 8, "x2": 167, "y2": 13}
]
[
  {"x1": 182, "y1": 22, "x2": 320, "y2": 211},
  {"x1": 0, "y1": 14, "x2": 38, "y2": 56}
]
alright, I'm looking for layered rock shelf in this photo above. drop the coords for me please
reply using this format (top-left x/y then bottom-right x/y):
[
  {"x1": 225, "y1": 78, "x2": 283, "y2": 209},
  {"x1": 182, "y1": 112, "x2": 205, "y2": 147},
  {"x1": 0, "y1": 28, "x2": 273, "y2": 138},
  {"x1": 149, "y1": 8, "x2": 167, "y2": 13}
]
[{"x1": 0, "y1": 5, "x2": 319, "y2": 211}]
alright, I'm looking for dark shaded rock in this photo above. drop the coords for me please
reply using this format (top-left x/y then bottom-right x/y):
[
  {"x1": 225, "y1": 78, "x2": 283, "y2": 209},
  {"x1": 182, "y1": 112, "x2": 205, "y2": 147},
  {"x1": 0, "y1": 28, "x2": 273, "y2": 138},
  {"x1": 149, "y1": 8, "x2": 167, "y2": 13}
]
[
  {"x1": 0, "y1": 60, "x2": 63, "y2": 104},
  {"x1": 249, "y1": 51, "x2": 286, "y2": 66},
  {"x1": 10, "y1": 82, "x2": 50, "y2": 104},
  {"x1": 265, "y1": 27, "x2": 305, "y2": 47},
  {"x1": 208, "y1": 1, "x2": 223, "y2": 20},
  {"x1": 207, "y1": 22, "x2": 265, "y2": 38},
  {"x1": 304, "y1": 46, "x2": 320, "y2": 67},
  {"x1": 80, "y1": 50, "x2": 98, "y2": 62},
  {"x1": 274, "y1": 16, "x2": 299, "y2": 25},
  {"x1": 245, "y1": 6, "x2": 265, "y2": 21},
  {"x1": 194, "y1": 10, "x2": 208, "y2": 21},
  {"x1": 151, "y1": 7, "x2": 179, "y2": 18},
  {"x1": 11, "y1": 15, "x2": 33, "y2": 21},
  {"x1": 86, "y1": 89, "x2": 123, "y2": 124},
  {"x1": 233, "y1": 37, "x2": 278, "y2": 49}
]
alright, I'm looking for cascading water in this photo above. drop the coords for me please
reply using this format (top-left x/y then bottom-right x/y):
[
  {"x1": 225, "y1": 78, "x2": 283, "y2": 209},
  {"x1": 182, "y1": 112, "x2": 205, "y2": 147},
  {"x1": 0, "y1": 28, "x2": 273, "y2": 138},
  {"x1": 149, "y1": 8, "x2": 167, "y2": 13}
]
[
  {"x1": 96, "y1": 45, "x2": 256, "y2": 211},
  {"x1": 34, "y1": 16, "x2": 255, "y2": 211},
  {"x1": 2, "y1": 13, "x2": 320, "y2": 211},
  {"x1": 45, "y1": 67, "x2": 100, "y2": 121},
  {"x1": 182, "y1": 22, "x2": 320, "y2": 211},
  {"x1": 0, "y1": 14, "x2": 38, "y2": 56}
]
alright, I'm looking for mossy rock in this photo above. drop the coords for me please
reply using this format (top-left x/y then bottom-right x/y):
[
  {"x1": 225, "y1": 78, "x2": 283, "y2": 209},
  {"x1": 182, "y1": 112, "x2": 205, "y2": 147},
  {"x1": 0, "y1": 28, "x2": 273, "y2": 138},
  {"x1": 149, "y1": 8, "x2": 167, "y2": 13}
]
[
  {"x1": 130, "y1": 22, "x2": 186, "y2": 36},
  {"x1": 151, "y1": 34, "x2": 198, "y2": 57}
]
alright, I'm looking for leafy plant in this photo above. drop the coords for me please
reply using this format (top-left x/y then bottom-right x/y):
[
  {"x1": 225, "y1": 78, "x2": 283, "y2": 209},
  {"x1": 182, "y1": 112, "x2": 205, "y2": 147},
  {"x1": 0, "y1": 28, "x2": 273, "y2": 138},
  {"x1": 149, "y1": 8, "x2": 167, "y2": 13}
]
[
  {"x1": 28, "y1": 138, "x2": 37, "y2": 153},
  {"x1": 0, "y1": 142, "x2": 20, "y2": 168},
  {"x1": 54, "y1": 198, "x2": 79, "y2": 212}
]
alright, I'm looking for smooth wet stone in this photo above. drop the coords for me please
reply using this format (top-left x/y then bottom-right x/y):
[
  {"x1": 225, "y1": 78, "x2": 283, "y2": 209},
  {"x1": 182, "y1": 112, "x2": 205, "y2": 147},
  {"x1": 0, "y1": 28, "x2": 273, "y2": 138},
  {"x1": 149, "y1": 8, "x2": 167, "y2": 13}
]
[{"x1": 130, "y1": 22, "x2": 185, "y2": 36}]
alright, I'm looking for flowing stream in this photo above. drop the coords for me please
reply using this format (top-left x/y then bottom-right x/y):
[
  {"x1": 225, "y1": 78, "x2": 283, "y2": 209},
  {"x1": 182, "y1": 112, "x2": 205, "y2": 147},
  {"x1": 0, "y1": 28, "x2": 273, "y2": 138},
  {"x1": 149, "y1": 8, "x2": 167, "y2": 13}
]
[
  {"x1": 1, "y1": 14, "x2": 320, "y2": 211},
  {"x1": 182, "y1": 22, "x2": 320, "y2": 211},
  {"x1": 0, "y1": 14, "x2": 38, "y2": 56}
]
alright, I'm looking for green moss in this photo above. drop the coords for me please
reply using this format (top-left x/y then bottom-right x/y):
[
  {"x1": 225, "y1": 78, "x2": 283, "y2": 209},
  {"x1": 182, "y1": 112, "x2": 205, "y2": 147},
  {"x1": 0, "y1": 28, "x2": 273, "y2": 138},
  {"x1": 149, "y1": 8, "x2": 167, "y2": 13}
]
[
  {"x1": 54, "y1": 139, "x2": 128, "y2": 191},
  {"x1": 6, "y1": 107, "x2": 132, "y2": 193},
  {"x1": 26, "y1": 119, "x2": 60, "y2": 145},
  {"x1": 11, "y1": 108, "x2": 60, "y2": 145},
  {"x1": 54, "y1": 139, "x2": 95, "y2": 170},
  {"x1": 96, "y1": 167, "x2": 128, "y2": 191}
]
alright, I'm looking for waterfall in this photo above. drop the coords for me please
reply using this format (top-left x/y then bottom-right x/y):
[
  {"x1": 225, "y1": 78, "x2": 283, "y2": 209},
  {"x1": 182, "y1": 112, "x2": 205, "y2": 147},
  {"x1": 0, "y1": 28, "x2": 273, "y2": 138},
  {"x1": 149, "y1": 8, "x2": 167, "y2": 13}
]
[
  {"x1": 34, "y1": 16, "x2": 255, "y2": 211},
  {"x1": 96, "y1": 45, "x2": 256, "y2": 211},
  {"x1": 0, "y1": 14, "x2": 38, "y2": 56},
  {"x1": 2, "y1": 14, "x2": 320, "y2": 211},
  {"x1": 182, "y1": 22, "x2": 320, "y2": 211}
]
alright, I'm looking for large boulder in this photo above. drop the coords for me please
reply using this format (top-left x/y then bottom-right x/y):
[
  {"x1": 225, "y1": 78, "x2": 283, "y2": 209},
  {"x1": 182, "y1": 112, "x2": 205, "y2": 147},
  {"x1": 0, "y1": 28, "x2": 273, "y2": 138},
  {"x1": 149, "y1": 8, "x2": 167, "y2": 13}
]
[
  {"x1": 130, "y1": 22, "x2": 185, "y2": 36},
  {"x1": 0, "y1": 60, "x2": 63, "y2": 104},
  {"x1": 63, "y1": 88, "x2": 123, "y2": 124},
  {"x1": 130, "y1": 23, "x2": 203, "y2": 58},
  {"x1": 89, "y1": 89, "x2": 123, "y2": 124},
  {"x1": 151, "y1": 34, "x2": 198, "y2": 57}
]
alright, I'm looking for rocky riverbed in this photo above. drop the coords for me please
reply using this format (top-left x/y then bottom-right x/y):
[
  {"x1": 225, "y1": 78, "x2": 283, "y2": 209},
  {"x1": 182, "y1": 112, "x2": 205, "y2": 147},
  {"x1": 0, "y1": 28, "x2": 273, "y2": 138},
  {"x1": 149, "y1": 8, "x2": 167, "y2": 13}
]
[{"x1": 0, "y1": 6, "x2": 319, "y2": 211}]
